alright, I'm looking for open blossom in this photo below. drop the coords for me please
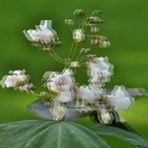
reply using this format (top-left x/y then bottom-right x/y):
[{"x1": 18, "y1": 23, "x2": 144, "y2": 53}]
[
  {"x1": 89, "y1": 83, "x2": 103, "y2": 97},
  {"x1": 73, "y1": 29, "x2": 85, "y2": 42},
  {"x1": 6, "y1": 70, "x2": 29, "y2": 88},
  {"x1": 76, "y1": 85, "x2": 96, "y2": 101},
  {"x1": 0, "y1": 70, "x2": 33, "y2": 91},
  {"x1": 45, "y1": 69, "x2": 74, "y2": 93},
  {"x1": 57, "y1": 91, "x2": 73, "y2": 102},
  {"x1": 23, "y1": 20, "x2": 57, "y2": 44},
  {"x1": 106, "y1": 86, "x2": 135, "y2": 111},
  {"x1": 87, "y1": 57, "x2": 113, "y2": 84}
]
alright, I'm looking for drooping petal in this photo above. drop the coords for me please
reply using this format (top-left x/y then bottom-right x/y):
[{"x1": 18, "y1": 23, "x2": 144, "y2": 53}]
[
  {"x1": 76, "y1": 85, "x2": 96, "y2": 101},
  {"x1": 106, "y1": 86, "x2": 135, "y2": 111}
]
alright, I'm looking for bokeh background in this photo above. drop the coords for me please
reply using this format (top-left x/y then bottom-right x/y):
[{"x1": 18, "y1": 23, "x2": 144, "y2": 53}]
[{"x1": 0, "y1": 0, "x2": 148, "y2": 147}]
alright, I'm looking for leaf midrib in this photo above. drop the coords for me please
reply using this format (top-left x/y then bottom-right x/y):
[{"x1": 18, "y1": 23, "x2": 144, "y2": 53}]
[{"x1": 57, "y1": 123, "x2": 62, "y2": 148}]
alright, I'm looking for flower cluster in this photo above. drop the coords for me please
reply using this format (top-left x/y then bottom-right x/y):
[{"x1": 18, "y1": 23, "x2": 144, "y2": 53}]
[
  {"x1": 42, "y1": 69, "x2": 74, "y2": 120},
  {"x1": 40, "y1": 55, "x2": 134, "y2": 123},
  {"x1": 0, "y1": 9, "x2": 140, "y2": 125}
]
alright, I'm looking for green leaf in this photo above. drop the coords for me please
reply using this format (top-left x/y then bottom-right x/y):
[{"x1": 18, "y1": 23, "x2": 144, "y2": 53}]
[
  {"x1": 93, "y1": 123, "x2": 148, "y2": 147},
  {"x1": 27, "y1": 100, "x2": 85, "y2": 121},
  {"x1": 0, "y1": 120, "x2": 110, "y2": 148},
  {"x1": 27, "y1": 100, "x2": 53, "y2": 120}
]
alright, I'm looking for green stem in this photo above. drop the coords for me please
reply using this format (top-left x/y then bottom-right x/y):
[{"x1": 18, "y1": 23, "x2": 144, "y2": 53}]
[
  {"x1": 68, "y1": 42, "x2": 75, "y2": 58},
  {"x1": 30, "y1": 90, "x2": 40, "y2": 97},
  {"x1": 52, "y1": 50, "x2": 64, "y2": 63},
  {"x1": 67, "y1": 106, "x2": 96, "y2": 109},
  {"x1": 71, "y1": 43, "x2": 78, "y2": 60},
  {"x1": 49, "y1": 52, "x2": 64, "y2": 64}
]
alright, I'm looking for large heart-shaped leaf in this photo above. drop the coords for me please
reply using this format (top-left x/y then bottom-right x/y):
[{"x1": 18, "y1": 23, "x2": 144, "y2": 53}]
[
  {"x1": 93, "y1": 123, "x2": 148, "y2": 147},
  {"x1": 0, "y1": 120, "x2": 110, "y2": 148}
]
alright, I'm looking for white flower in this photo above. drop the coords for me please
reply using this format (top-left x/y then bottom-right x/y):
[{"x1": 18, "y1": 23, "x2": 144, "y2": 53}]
[
  {"x1": 76, "y1": 85, "x2": 96, "y2": 101},
  {"x1": 57, "y1": 91, "x2": 73, "y2": 102},
  {"x1": 87, "y1": 57, "x2": 113, "y2": 84},
  {"x1": 46, "y1": 69, "x2": 74, "y2": 92},
  {"x1": 3, "y1": 70, "x2": 28, "y2": 88},
  {"x1": 3, "y1": 75, "x2": 18, "y2": 88},
  {"x1": 0, "y1": 70, "x2": 32, "y2": 91},
  {"x1": 12, "y1": 70, "x2": 28, "y2": 82},
  {"x1": 106, "y1": 86, "x2": 135, "y2": 111},
  {"x1": 89, "y1": 83, "x2": 103, "y2": 97},
  {"x1": 73, "y1": 29, "x2": 85, "y2": 42},
  {"x1": 23, "y1": 20, "x2": 57, "y2": 44}
]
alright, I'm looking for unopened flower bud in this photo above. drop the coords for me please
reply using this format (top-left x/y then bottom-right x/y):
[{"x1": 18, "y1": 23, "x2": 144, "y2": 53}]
[
  {"x1": 39, "y1": 92, "x2": 49, "y2": 99},
  {"x1": 99, "y1": 40, "x2": 111, "y2": 48},
  {"x1": 91, "y1": 35, "x2": 111, "y2": 48},
  {"x1": 86, "y1": 17, "x2": 104, "y2": 25},
  {"x1": 91, "y1": 38, "x2": 99, "y2": 45},
  {"x1": 90, "y1": 26, "x2": 100, "y2": 33},
  {"x1": 65, "y1": 19, "x2": 74, "y2": 26},
  {"x1": 73, "y1": 9, "x2": 85, "y2": 17},
  {"x1": 97, "y1": 108, "x2": 114, "y2": 124},
  {"x1": 70, "y1": 61, "x2": 80, "y2": 68},
  {"x1": 73, "y1": 29, "x2": 85, "y2": 42}
]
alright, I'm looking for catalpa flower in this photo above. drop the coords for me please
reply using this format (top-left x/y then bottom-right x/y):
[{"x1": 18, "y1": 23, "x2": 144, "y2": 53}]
[
  {"x1": 0, "y1": 70, "x2": 33, "y2": 91},
  {"x1": 87, "y1": 57, "x2": 113, "y2": 85},
  {"x1": 106, "y1": 86, "x2": 134, "y2": 111},
  {"x1": 56, "y1": 91, "x2": 73, "y2": 102},
  {"x1": 89, "y1": 83, "x2": 103, "y2": 97},
  {"x1": 44, "y1": 69, "x2": 74, "y2": 93},
  {"x1": 76, "y1": 85, "x2": 96, "y2": 101},
  {"x1": 23, "y1": 20, "x2": 58, "y2": 45},
  {"x1": 0, "y1": 9, "x2": 147, "y2": 148},
  {"x1": 1, "y1": 9, "x2": 145, "y2": 126}
]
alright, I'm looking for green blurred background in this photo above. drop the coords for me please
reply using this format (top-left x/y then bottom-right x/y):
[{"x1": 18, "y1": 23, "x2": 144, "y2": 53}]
[{"x1": 0, "y1": 0, "x2": 148, "y2": 147}]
